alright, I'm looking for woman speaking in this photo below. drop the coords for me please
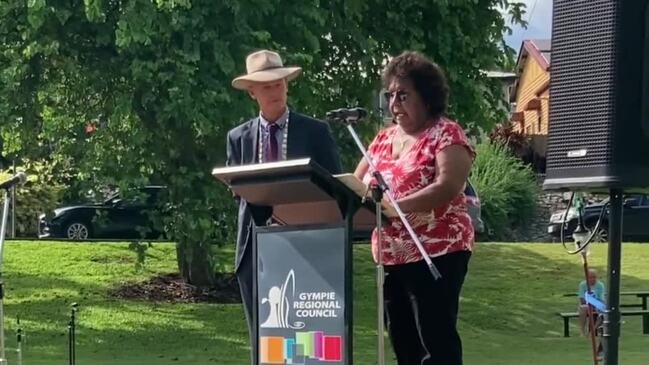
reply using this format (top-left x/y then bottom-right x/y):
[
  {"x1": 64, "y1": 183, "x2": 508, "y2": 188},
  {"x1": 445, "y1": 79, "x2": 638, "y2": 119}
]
[{"x1": 354, "y1": 51, "x2": 475, "y2": 365}]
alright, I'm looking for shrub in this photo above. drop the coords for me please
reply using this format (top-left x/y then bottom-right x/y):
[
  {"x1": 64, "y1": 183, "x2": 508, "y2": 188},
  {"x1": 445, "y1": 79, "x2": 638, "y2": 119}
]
[
  {"x1": 470, "y1": 140, "x2": 537, "y2": 240},
  {"x1": 0, "y1": 161, "x2": 65, "y2": 237},
  {"x1": 488, "y1": 123, "x2": 530, "y2": 158}
]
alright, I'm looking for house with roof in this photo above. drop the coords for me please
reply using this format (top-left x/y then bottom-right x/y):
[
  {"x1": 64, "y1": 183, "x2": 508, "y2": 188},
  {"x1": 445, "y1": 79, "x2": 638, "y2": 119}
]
[{"x1": 509, "y1": 39, "x2": 551, "y2": 171}]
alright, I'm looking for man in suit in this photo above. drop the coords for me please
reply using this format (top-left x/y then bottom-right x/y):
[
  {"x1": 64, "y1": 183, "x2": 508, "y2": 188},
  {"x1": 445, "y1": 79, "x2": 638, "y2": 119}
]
[{"x1": 226, "y1": 49, "x2": 342, "y2": 363}]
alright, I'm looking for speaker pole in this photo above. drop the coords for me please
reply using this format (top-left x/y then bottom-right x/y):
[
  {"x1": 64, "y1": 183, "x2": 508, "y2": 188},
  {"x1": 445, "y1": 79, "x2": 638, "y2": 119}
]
[{"x1": 603, "y1": 189, "x2": 623, "y2": 365}]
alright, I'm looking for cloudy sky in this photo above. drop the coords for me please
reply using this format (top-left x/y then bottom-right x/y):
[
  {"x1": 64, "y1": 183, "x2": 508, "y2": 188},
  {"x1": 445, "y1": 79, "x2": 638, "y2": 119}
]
[{"x1": 504, "y1": 0, "x2": 553, "y2": 51}]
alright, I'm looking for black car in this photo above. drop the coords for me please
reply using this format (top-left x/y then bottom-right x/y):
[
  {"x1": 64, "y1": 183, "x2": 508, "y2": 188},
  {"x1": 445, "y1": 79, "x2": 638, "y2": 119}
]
[
  {"x1": 547, "y1": 194, "x2": 649, "y2": 241},
  {"x1": 39, "y1": 186, "x2": 167, "y2": 240}
]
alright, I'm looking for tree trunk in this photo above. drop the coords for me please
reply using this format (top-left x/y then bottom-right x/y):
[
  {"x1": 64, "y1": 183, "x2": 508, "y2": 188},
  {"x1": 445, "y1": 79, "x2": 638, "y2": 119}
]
[{"x1": 176, "y1": 241, "x2": 215, "y2": 287}]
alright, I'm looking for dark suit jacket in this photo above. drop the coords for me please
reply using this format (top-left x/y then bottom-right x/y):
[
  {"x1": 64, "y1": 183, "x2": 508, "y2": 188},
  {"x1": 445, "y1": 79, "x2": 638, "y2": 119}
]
[{"x1": 226, "y1": 111, "x2": 342, "y2": 270}]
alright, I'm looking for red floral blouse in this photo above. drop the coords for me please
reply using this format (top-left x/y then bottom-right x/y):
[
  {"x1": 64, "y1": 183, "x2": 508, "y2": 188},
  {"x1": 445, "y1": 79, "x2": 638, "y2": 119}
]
[{"x1": 362, "y1": 118, "x2": 476, "y2": 265}]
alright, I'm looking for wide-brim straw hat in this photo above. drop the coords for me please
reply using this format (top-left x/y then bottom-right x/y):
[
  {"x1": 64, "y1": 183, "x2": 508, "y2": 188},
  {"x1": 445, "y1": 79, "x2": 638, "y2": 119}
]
[{"x1": 231, "y1": 50, "x2": 302, "y2": 90}]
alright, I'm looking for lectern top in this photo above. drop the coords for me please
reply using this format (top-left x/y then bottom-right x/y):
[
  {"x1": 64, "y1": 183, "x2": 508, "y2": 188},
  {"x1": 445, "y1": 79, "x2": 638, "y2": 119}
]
[
  {"x1": 212, "y1": 158, "x2": 392, "y2": 235},
  {"x1": 212, "y1": 158, "x2": 316, "y2": 186}
]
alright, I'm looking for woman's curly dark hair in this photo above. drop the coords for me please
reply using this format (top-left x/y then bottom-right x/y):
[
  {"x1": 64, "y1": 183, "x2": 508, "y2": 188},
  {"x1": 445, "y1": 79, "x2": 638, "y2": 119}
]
[{"x1": 382, "y1": 51, "x2": 449, "y2": 119}]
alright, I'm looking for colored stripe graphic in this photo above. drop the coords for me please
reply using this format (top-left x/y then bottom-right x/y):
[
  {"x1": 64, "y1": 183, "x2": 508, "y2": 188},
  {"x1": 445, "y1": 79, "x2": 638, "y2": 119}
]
[
  {"x1": 260, "y1": 336, "x2": 284, "y2": 364},
  {"x1": 260, "y1": 332, "x2": 342, "y2": 364},
  {"x1": 293, "y1": 343, "x2": 305, "y2": 364},
  {"x1": 323, "y1": 336, "x2": 342, "y2": 362},
  {"x1": 313, "y1": 331, "x2": 324, "y2": 359},
  {"x1": 306, "y1": 332, "x2": 315, "y2": 357},
  {"x1": 295, "y1": 332, "x2": 313, "y2": 357},
  {"x1": 285, "y1": 338, "x2": 295, "y2": 363}
]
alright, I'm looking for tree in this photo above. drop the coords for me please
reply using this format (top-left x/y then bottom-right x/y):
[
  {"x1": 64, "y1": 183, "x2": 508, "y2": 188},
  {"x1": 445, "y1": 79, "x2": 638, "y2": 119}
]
[{"x1": 0, "y1": 0, "x2": 526, "y2": 285}]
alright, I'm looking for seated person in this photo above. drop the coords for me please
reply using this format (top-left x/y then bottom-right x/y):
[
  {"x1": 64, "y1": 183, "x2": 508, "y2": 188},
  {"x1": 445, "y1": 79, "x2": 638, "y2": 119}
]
[{"x1": 578, "y1": 268, "x2": 606, "y2": 333}]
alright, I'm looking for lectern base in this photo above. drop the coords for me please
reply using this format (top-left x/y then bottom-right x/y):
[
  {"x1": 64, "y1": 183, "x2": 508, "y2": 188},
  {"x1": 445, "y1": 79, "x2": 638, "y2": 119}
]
[{"x1": 253, "y1": 224, "x2": 352, "y2": 365}]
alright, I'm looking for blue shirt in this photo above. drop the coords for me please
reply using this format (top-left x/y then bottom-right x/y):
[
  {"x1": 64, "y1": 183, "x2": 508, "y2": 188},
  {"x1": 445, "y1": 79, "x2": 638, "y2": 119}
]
[{"x1": 578, "y1": 280, "x2": 606, "y2": 302}]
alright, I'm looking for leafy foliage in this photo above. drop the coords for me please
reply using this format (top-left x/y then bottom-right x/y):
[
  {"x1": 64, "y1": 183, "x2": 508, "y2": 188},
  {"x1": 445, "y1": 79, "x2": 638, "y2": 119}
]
[
  {"x1": 489, "y1": 122, "x2": 530, "y2": 158},
  {"x1": 470, "y1": 140, "x2": 537, "y2": 240},
  {"x1": 0, "y1": 161, "x2": 65, "y2": 237},
  {"x1": 0, "y1": 1, "x2": 526, "y2": 283}
]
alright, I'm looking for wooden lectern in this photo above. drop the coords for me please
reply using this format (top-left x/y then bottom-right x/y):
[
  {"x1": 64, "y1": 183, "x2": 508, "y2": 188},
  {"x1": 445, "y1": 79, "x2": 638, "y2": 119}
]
[{"x1": 213, "y1": 158, "x2": 383, "y2": 365}]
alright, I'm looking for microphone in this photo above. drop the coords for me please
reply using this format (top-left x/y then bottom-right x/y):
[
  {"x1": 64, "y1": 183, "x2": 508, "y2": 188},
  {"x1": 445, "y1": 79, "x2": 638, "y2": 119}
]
[
  {"x1": 0, "y1": 172, "x2": 27, "y2": 190},
  {"x1": 326, "y1": 107, "x2": 368, "y2": 122}
]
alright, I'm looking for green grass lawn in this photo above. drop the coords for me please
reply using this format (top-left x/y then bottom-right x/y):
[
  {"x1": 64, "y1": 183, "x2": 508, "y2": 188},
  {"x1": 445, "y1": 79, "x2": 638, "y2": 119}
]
[{"x1": 1, "y1": 241, "x2": 648, "y2": 364}]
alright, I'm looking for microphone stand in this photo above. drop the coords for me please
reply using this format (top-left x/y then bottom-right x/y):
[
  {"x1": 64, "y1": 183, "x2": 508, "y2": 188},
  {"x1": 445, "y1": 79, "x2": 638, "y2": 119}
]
[
  {"x1": 0, "y1": 188, "x2": 10, "y2": 365},
  {"x1": 68, "y1": 303, "x2": 78, "y2": 365},
  {"x1": 369, "y1": 183, "x2": 386, "y2": 365},
  {"x1": 16, "y1": 317, "x2": 22, "y2": 365},
  {"x1": 332, "y1": 113, "x2": 442, "y2": 365}
]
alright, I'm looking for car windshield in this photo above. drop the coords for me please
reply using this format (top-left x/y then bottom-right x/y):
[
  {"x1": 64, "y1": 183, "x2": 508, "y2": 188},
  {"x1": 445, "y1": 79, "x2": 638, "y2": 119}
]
[
  {"x1": 102, "y1": 188, "x2": 162, "y2": 206},
  {"x1": 586, "y1": 195, "x2": 648, "y2": 207},
  {"x1": 103, "y1": 191, "x2": 121, "y2": 205}
]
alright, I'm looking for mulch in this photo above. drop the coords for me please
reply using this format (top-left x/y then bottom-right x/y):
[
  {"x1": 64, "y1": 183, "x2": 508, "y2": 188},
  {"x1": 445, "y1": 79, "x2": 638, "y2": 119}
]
[{"x1": 110, "y1": 272, "x2": 241, "y2": 304}]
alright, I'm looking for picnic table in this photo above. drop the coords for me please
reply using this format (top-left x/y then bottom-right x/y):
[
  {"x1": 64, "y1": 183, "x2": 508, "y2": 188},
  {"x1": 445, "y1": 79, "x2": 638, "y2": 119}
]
[
  {"x1": 558, "y1": 290, "x2": 649, "y2": 337},
  {"x1": 628, "y1": 291, "x2": 649, "y2": 310},
  {"x1": 562, "y1": 291, "x2": 649, "y2": 310}
]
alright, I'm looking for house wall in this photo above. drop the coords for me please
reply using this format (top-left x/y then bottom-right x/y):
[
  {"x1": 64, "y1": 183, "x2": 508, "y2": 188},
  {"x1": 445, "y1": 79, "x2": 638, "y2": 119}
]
[
  {"x1": 539, "y1": 88, "x2": 549, "y2": 135},
  {"x1": 513, "y1": 57, "x2": 550, "y2": 136},
  {"x1": 512, "y1": 56, "x2": 550, "y2": 161}
]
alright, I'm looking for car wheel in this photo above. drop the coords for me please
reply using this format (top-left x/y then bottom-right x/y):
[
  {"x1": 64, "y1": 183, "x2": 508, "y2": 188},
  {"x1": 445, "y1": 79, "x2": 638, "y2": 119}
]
[
  {"x1": 586, "y1": 220, "x2": 608, "y2": 242},
  {"x1": 65, "y1": 222, "x2": 91, "y2": 240},
  {"x1": 592, "y1": 226, "x2": 608, "y2": 242}
]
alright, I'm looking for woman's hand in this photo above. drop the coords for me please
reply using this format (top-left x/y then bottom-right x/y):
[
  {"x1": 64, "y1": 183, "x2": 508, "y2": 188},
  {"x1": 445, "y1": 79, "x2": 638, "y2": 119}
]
[{"x1": 381, "y1": 197, "x2": 399, "y2": 217}]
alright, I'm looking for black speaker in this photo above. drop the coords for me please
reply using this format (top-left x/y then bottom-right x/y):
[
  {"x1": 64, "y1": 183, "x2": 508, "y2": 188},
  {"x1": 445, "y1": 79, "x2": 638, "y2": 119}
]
[{"x1": 544, "y1": 0, "x2": 649, "y2": 192}]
